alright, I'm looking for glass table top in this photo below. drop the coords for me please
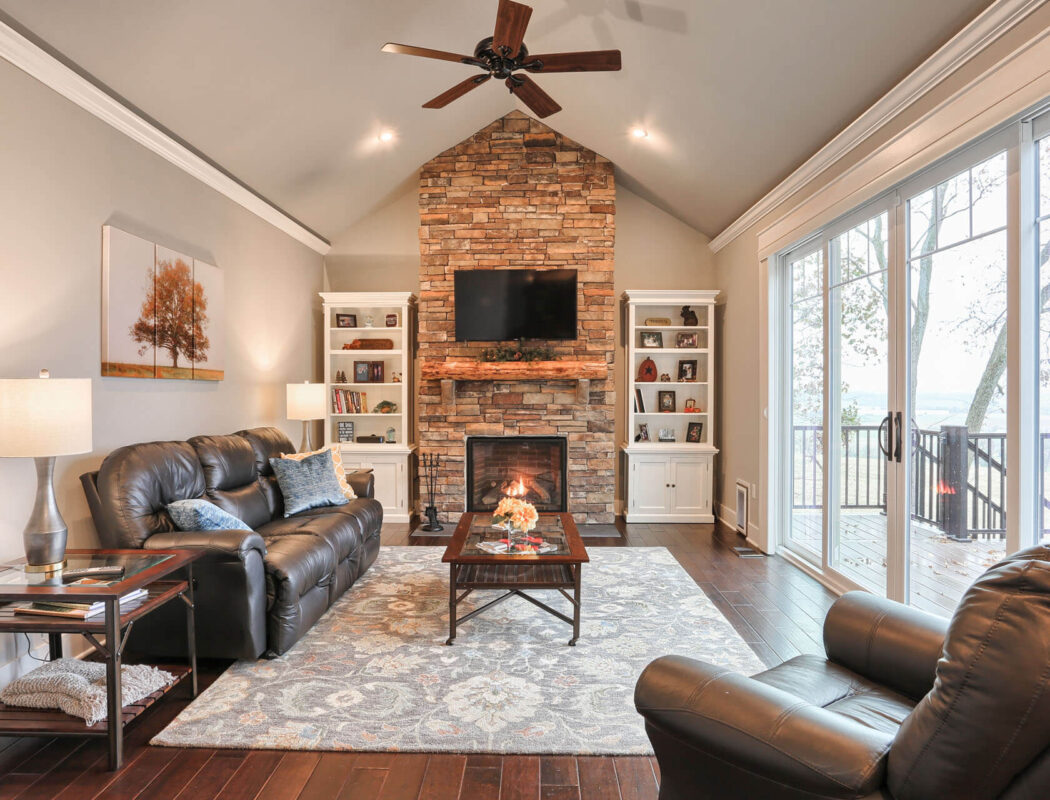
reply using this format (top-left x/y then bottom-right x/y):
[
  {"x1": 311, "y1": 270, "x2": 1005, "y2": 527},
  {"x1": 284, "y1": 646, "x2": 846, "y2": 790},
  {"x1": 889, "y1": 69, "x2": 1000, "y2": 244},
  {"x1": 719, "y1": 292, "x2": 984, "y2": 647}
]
[
  {"x1": 0, "y1": 553, "x2": 172, "y2": 589},
  {"x1": 461, "y1": 514, "x2": 571, "y2": 557}
]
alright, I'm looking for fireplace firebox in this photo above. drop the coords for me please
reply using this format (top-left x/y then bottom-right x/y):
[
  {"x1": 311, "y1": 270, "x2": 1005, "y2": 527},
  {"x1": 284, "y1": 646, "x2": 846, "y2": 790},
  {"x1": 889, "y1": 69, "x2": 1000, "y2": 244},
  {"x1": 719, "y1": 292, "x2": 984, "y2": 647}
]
[{"x1": 466, "y1": 436, "x2": 568, "y2": 512}]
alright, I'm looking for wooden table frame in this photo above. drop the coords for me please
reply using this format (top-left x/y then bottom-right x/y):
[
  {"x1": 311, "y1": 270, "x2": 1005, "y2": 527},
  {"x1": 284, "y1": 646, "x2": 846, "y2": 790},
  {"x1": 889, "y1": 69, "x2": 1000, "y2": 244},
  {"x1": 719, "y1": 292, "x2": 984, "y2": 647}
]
[
  {"x1": 441, "y1": 513, "x2": 589, "y2": 646},
  {"x1": 0, "y1": 549, "x2": 202, "y2": 770}
]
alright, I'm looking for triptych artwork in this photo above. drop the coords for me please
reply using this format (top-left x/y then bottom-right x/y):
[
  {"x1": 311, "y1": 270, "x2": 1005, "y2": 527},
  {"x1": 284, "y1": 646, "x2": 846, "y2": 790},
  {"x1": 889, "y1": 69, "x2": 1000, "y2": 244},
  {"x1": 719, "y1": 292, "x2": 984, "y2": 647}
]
[{"x1": 101, "y1": 226, "x2": 224, "y2": 381}]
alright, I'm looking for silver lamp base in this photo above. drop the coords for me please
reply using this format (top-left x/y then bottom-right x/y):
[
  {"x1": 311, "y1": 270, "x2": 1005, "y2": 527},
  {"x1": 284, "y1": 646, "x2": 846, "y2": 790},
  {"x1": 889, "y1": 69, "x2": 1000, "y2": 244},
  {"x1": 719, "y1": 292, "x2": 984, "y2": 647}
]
[
  {"x1": 23, "y1": 456, "x2": 68, "y2": 572},
  {"x1": 298, "y1": 421, "x2": 315, "y2": 453}
]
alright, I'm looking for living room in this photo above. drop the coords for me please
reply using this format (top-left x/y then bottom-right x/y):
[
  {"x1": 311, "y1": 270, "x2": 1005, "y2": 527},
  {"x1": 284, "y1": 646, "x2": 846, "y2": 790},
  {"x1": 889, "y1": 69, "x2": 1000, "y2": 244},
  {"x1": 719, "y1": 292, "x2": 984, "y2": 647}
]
[{"x1": 2, "y1": 1, "x2": 1050, "y2": 798}]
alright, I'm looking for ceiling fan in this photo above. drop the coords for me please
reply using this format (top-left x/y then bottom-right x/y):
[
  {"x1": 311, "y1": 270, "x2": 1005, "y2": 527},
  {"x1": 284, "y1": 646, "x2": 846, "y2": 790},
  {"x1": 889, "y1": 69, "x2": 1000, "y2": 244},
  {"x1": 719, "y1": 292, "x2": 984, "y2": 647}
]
[{"x1": 381, "y1": 0, "x2": 622, "y2": 118}]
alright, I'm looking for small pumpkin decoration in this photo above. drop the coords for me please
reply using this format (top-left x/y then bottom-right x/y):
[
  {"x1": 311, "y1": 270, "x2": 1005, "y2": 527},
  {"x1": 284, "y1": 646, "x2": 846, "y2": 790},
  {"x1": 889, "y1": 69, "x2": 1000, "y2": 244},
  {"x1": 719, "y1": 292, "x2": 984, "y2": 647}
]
[{"x1": 637, "y1": 357, "x2": 658, "y2": 382}]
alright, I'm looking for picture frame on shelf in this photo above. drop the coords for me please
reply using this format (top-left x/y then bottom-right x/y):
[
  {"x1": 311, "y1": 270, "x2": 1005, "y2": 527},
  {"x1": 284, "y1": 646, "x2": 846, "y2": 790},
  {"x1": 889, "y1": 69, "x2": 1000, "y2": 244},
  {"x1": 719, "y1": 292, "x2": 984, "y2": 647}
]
[
  {"x1": 353, "y1": 361, "x2": 371, "y2": 383},
  {"x1": 658, "y1": 390, "x2": 676, "y2": 412},
  {"x1": 335, "y1": 313, "x2": 356, "y2": 328},
  {"x1": 635, "y1": 423, "x2": 650, "y2": 442},
  {"x1": 658, "y1": 428, "x2": 676, "y2": 442},
  {"x1": 640, "y1": 331, "x2": 663, "y2": 348},
  {"x1": 370, "y1": 361, "x2": 385, "y2": 383},
  {"x1": 677, "y1": 359, "x2": 698, "y2": 382},
  {"x1": 675, "y1": 332, "x2": 698, "y2": 348},
  {"x1": 687, "y1": 421, "x2": 704, "y2": 443},
  {"x1": 337, "y1": 421, "x2": 355, "y2": 443},
  {"x1": 684, "y1": 398, "x2": 698, "y2": 412}
]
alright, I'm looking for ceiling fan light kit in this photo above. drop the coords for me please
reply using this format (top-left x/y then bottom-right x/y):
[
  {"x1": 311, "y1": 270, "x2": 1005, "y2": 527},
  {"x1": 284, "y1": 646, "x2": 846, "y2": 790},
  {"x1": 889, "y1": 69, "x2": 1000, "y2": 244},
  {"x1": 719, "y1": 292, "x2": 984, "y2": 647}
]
[{"x1": 381, "y1": 0, "x2": 621, "y2": 118}]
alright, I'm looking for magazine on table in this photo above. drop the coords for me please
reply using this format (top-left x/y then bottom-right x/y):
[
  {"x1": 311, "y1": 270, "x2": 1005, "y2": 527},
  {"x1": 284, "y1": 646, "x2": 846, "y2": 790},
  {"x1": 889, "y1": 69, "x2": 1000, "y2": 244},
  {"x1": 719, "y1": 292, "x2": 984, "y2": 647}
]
[
  {"x1": 13, "y1": 579, "x2": 149, "y2": 619},
  {"x1": 476, "y1": 537, "x2": 558, "y2": 555}
]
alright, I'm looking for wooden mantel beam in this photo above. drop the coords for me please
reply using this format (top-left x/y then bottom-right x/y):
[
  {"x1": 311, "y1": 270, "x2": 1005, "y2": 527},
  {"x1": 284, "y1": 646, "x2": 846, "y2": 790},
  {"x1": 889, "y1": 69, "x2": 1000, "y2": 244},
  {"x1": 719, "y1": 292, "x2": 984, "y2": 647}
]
[{"x1": 422, "y1": 360, "x2": 608, "y2": 406}]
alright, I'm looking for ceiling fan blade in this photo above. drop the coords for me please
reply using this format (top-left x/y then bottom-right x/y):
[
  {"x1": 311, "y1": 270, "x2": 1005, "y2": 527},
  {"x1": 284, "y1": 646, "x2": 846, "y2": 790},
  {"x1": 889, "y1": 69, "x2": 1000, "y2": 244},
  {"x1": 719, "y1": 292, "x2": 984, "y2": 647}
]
[
  {"x1": 492, "y1": 0, "x2": 533, "y2": 59},
  {"x1": 381, "y1": 42, "x2": 475, "y2": 65},
  {"x1": 525, "y1": 50, "x2": 622, "y2": 73},
  {"x1": 506, "y1": 75, "x2": 561, "y2": 118},
  {"x1": 423, "y1": 74, "x2": 492, "y2": 109}
]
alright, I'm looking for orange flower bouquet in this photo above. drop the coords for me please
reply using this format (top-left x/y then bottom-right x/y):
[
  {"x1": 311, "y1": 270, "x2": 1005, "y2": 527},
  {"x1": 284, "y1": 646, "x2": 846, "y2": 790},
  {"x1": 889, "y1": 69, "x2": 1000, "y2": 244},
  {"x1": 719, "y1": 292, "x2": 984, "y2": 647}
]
[{"x1": 492, "y1": 496, "x2": 539, "y2": 544}]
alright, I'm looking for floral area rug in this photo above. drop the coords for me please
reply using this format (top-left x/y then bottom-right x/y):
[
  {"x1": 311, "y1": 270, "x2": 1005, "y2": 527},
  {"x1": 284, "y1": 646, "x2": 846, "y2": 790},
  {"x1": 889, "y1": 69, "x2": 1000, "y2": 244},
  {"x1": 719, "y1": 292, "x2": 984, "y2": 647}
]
[{"x1": 152, "y1": 546, "x2": 764, "y2": 755}]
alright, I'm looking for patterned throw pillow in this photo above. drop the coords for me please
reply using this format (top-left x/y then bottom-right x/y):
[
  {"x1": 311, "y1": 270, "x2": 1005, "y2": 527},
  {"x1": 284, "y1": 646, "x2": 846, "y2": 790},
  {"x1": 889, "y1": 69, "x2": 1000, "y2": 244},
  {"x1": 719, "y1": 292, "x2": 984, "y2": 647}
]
[
  {"x1": 167, "y1": 499, "x2": 252, "y2": 532},
  {"x1": 269, "y1": 448, "x2": 350, "y2": 517},
  {"x1": 280, "y1": 444, "x2": 356, "y2": 500}
]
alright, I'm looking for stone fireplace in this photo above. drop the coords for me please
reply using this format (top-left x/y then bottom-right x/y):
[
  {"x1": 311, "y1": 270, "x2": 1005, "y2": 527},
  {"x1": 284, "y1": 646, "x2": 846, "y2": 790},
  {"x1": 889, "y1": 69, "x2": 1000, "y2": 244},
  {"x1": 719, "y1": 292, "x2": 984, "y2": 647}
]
[
  {"x1": 466, "y1": 435, "x2": 568, "y2": 512},
  {"x1": 417, "y1": 110, "x2": 615, "y2": 524}
]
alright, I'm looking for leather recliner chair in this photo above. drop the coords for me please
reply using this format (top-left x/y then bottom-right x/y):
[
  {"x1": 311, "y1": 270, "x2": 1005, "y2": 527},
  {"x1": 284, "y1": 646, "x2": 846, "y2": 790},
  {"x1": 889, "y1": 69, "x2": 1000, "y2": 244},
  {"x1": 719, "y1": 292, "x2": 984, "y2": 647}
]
[
  {"x1": 81, "y1": 426, "x2": 383, "y2": 660},
  {"x1": 635, "y1": 545, "x2": 1050, "y2": 800}
]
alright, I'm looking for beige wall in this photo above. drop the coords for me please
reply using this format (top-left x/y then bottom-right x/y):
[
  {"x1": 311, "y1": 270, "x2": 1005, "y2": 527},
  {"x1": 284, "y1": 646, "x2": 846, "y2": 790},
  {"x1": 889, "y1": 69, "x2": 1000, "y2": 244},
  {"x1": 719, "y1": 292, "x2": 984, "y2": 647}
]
[
  {"x1": 711, "y1": 4, "x2": 1050, "y2": 549},
  {"x1": 0, "y1": 60, "x2": 323, "y2": 682},
  {"x1": 326, "y1": 178, "x2": 715, "y2": 510}
]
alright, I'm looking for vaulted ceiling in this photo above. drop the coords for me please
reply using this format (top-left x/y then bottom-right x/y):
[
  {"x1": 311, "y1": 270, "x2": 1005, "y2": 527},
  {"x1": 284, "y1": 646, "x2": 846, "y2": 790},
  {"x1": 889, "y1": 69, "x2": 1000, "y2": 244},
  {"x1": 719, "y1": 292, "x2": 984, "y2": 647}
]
[{"x1": 0, "y1": 0, "x2": 992, "y2": 241}]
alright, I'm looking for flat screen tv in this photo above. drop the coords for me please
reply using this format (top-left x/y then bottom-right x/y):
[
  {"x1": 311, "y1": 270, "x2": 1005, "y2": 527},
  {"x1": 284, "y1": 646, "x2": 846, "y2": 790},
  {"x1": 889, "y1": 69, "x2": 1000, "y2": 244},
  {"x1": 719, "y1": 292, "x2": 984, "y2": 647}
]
[{"x1": 454, "y1": 269, "x2": 577, "y2": 341}]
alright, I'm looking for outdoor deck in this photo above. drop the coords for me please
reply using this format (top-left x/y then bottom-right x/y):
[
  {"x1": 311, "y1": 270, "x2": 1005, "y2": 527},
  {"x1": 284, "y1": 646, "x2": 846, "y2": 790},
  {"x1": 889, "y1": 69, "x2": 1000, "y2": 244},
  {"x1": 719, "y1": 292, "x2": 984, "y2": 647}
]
[{"x1": 790, "y1": 510, "x2": 1006, "y2": 617}]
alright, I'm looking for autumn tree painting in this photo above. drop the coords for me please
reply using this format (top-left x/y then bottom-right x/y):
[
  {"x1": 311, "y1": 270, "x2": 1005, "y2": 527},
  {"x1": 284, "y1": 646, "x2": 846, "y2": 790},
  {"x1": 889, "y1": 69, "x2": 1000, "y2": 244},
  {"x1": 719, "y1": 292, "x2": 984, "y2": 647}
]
[{"x1": 130, "y1": 257, "x2": 209, "y2": 374}]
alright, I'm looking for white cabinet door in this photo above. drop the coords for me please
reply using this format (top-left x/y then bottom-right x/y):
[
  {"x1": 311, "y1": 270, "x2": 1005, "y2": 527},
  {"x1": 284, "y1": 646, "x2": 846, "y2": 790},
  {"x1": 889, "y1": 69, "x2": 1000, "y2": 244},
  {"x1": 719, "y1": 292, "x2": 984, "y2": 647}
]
[
  {"x1": 343, "y1": 457, "x2": 400, "y2": 512},
  {"x1": 630, "y1": 456, "x2": 670, "y2": 514},
  {"x1": 670, "y1": 456, "x2": 711, "y2": 516}
]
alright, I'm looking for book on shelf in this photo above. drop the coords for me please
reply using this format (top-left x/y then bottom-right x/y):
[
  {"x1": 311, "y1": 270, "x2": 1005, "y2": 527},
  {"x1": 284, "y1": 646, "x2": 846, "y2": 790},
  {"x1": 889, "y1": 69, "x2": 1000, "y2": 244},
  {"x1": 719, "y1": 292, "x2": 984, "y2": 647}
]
[
  {"x1": 13, "y1": 585, "x2": 149, "y2": 619},
  {"x1": 331, "y1": 389, "x2": 368, "y2": 414}
]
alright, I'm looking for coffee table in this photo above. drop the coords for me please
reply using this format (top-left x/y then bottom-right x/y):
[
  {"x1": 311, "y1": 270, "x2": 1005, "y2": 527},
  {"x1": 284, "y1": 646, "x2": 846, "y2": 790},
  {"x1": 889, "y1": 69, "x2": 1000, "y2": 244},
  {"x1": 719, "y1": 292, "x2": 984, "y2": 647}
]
[{"x1": 442, "y1": 512, "x2": 588, "y2": 646}]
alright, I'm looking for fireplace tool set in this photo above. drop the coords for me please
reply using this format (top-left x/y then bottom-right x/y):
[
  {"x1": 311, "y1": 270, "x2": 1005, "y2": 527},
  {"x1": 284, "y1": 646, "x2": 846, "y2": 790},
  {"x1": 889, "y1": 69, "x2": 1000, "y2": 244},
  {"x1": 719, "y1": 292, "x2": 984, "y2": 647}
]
[{"x1": 420, "y1": 452, "x2": 444, "y2": 532}]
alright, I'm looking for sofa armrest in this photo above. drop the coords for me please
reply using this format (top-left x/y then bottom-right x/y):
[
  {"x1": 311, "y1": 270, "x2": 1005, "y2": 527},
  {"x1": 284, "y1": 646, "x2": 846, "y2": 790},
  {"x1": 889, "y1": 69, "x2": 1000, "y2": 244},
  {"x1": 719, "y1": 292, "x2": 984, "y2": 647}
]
[
  {"x1": 824, "y1": 592, "x2": 947, "y2": 701},
  {"x1": 348, "y1": 469, "x2": 374, "y2": 499},
  {"x1": 635, "y1": 655, "x2": 893, "y2": 799},
  {"x1": 143, "y1": 529, "x2": 266, "y2": 561}
]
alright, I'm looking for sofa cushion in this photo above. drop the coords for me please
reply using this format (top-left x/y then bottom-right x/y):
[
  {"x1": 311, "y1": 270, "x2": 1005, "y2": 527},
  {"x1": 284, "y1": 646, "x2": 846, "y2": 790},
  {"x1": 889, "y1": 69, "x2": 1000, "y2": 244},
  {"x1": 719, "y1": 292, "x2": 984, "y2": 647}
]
[
  {"x1": 166, "y1": 499, "x2": 251, "y2": 532},
  {"x1": 236, "y1": 427, "x2": 296, "y2": 518},
  {"x1": 257, "y1": 512, "x2": 363, "y2": 565},
  {"x1": 93, "y1": 441, "x2": 206, "y2": 548},
  {"x1": 294, "y1": 497, "x2": 383, "y2": 538},
  {"x1": 888, "y1": 545, "x2": 1050, "y2": 800},
  {"x1": 189, "y1": 434, "x2": 271, "y2": 529},
  {"x1": 269, "y1": 450, "x2": 348, "y2": 516},
  {"x1": 261, "y1": 533, "x2": 336, "y2": 602}
]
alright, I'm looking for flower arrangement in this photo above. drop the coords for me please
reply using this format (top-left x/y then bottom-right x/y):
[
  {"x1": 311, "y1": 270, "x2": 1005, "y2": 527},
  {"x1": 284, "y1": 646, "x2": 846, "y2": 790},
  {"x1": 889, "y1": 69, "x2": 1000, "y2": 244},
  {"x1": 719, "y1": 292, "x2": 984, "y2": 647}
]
[{"x1": 492, "y1": 496, "x2": 539, "y2": 533}]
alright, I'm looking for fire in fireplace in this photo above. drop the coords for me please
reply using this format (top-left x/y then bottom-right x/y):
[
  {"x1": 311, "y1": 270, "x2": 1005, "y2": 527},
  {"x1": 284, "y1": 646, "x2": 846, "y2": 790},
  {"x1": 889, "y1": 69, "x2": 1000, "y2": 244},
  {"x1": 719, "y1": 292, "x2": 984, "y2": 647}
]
[{"x1": 466, "y1": 436, "x2": 568, "y2": 512}]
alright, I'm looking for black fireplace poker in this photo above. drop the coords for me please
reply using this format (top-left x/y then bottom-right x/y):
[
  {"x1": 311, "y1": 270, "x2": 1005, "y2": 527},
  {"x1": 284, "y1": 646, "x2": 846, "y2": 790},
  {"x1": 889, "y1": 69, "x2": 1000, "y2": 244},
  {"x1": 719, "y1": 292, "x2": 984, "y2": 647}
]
[{"x1": 420, "y1": 452, "x2": 444, "y2": 532}]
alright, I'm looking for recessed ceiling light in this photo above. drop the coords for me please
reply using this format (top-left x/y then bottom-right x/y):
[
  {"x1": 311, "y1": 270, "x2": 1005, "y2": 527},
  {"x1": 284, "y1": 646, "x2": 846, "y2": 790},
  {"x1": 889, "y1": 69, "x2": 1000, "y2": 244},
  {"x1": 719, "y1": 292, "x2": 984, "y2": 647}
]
[
  {"x1": 630, "y1": 127, "x2": 648, "y2": 139},
  {"x1": 378, "y1": 130, "x2": 395, "y2": 143}
]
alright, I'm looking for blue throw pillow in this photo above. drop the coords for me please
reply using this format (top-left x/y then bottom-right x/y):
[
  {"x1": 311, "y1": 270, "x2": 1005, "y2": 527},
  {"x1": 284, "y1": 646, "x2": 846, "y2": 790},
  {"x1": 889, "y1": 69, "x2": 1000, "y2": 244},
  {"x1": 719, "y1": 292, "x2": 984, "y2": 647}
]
[
  {"x1": 269, "y1": 448, "x2": 349, "y2": 517},
  {"x1": 167, "y1": 499, "x2": 251, "y2": 532}
]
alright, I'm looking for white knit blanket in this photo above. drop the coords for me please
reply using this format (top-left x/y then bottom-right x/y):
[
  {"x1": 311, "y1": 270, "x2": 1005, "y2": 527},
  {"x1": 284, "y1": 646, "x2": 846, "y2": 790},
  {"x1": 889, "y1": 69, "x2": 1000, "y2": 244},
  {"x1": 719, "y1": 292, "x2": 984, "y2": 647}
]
[{"x1": 0, "y1": 658, "x2": 175, "y2": 726}]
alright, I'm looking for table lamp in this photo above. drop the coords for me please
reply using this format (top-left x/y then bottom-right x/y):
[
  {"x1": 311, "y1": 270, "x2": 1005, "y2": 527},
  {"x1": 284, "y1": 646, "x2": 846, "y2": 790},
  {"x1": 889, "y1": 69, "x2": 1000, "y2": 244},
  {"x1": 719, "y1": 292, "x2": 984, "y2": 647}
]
[
  {"x1": 286, "y1": 381, "x2": 325, "y2": 452},
  {"x1": 0, "y1": 370, "x2": 93, "y2": 571}
]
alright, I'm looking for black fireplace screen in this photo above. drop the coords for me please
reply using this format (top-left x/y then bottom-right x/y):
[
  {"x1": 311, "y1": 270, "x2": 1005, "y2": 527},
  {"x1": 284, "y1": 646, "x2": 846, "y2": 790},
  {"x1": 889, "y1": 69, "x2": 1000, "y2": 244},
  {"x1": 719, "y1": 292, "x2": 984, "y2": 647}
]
[{"x1": 466, "y1": 436, "x2": 568, "y2": 512}]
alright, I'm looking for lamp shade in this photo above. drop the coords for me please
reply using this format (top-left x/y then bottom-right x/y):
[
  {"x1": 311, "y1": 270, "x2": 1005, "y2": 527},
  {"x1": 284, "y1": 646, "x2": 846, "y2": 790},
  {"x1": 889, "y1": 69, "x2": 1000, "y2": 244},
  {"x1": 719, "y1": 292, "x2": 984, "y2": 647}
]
[
  {"x1": 0, "y1": 375, "x2": 93, "y2": 457},
  {"x1": 286, "y1": 382, "x2": 326, "y2": 421}
]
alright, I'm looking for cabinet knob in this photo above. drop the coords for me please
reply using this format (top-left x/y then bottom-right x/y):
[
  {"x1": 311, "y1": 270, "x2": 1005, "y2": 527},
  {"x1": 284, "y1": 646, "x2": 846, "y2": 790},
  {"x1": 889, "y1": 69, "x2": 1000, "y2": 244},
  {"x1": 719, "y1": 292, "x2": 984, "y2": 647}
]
[{"x1": 665, "y1": 483, "x2": 670, "y2": 488}]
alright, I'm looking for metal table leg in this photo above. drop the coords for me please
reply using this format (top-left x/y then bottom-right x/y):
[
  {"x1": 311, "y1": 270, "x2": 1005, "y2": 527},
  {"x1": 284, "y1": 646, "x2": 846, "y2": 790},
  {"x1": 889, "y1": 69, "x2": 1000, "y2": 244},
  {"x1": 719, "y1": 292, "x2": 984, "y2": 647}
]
[
  {"x1": 104, "y1": 598, "x2": 123, "y2": 771},
  {"x1": 47, "y1": 633, "x2": 62, "y2": 660},
  {"x1": 446, "y1": 564, "x2": 458, "y2": 645},
  {"x1": 185, "y1": 564, "x2": 198, "y2": 697},
  {"x1": 569, "y1": 565, "x2": 582, "y2": 646}
]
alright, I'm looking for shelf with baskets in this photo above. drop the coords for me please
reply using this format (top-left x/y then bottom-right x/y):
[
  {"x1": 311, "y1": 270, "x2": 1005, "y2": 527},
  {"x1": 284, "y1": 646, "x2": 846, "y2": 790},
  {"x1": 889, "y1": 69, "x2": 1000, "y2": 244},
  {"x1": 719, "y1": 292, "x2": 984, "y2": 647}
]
[
  {"x1": 321, "y1": 292, "x2": 417, "y2": 523},
  {"x1": 622, "y1": 289, "x2": 719, "y2": 523}
]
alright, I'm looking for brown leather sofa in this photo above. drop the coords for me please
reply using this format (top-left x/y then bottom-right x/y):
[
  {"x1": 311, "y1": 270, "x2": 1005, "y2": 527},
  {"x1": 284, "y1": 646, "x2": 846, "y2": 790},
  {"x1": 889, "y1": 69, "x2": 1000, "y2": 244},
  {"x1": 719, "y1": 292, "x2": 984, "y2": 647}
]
[
  {"x1": 635, "y1": 545, "x2": 1050, "y2": 800},
  {"x1": 81, "y1": 426, "x2": 383, "y2": 659}
]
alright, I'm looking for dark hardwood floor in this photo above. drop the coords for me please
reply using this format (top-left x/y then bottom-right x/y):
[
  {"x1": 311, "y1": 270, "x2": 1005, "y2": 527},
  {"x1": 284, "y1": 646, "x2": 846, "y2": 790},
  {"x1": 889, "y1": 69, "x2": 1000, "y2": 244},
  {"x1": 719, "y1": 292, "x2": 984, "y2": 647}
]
[{"x1": 0, "y1": 521, "x2": 836, "y2": 799}]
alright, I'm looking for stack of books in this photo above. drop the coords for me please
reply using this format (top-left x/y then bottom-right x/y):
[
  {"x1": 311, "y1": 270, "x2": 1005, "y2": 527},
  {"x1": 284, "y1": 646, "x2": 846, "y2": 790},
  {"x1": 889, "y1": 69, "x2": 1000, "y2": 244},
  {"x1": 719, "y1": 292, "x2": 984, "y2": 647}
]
[
  {"x1": 332, "y1": 389, "x2": 368, "y2": 414},
  {"x1": 14, "y1": 579, "x2": 148, "y2": 619}
]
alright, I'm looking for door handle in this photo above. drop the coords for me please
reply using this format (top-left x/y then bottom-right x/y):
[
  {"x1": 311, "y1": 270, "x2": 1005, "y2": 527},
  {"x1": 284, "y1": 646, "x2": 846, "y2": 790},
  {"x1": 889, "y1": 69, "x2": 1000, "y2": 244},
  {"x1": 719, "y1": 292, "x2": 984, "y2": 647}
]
[
  {"x1": 878, "y1": 413, "x2": 892, "y2": 461},
  {"x1": 894, "y1": 411, "x2": 903, "y2": 463}
]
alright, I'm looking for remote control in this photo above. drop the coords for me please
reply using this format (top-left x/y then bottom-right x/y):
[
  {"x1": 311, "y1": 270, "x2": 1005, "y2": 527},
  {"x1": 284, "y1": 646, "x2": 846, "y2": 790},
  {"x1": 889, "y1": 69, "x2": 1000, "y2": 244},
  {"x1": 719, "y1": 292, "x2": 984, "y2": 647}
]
[{"x1": 63, "y1": 566, "x2": 126, "y2": 581}]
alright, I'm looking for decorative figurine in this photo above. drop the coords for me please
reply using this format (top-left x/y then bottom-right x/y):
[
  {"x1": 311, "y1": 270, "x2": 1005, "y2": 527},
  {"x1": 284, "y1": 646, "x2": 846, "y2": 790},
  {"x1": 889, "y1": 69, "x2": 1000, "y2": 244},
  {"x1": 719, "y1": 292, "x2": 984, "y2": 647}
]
[
  {"x1": 659, "y1": 373, "x2": 671, "y2": 382},
  {"x1": 392, "y1": 372, "x2": 402, "y2": 383},
  {"x1": 386, "y1": 427, "x2": 396, "y2": 443},
  {"x1": 681, "y1": 305, "x2": 699, "y2": 326},
  {"x1": 637, "y1": 357, "x2": 658, "y2": 382},
  {"x1": 373, "y1": 400, "x2": 398, "y2": 414},
  {"x1": 364, "y1": 314, "x2": 375, "y2": 327}
]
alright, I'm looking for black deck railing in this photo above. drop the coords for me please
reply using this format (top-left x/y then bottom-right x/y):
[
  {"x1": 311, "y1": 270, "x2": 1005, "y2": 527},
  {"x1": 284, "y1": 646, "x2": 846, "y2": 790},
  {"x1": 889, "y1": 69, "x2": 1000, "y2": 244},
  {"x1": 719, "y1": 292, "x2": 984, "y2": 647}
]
[{"x1": 790, "y1": 424, "x2": 1042, "y2": 540}]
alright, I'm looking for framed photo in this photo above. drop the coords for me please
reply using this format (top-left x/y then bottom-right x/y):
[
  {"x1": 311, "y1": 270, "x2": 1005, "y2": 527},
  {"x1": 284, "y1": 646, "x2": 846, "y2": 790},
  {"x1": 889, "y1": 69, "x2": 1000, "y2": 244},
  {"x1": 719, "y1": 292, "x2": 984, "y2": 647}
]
[
  {"x1": 658, "y1": 428, "x2": 676, "y2": 442},
  {"x1": 677, "y1": 359, "x2": 698, "y2": 382},
  {"x1": 385, "y1": 313, "x2": 399, "y2": 327},
  {"x1": 335, "y1": 313, "x2": 357, "y2": 328},
  {"x1": 337, "y1": 421, "x2": 355, "y2": 443},
  {"x1": 658, "y1": 390, "x2": 676, "y2": 412},
  {"x1": 370, "y1": 361, "x2": 385, "y2": 383},
  {"x1": 640, "y1": 331, "x2": 663, "y2": 348},
  {"x1": 635, "y1": 423, "x2": 650, "y2": 442},
  {"x1": 684, "y1": 398, "x2": 697, "y2": 412},
  {"x1": 687, "y1": 421, "x2": 704, "y2": 443},
  {"x1": 353, "y1": 361, "x2": 371, "y2": 383},
  {"x1": 676, "y1": 332, "x2": 698, "y2": 348}
]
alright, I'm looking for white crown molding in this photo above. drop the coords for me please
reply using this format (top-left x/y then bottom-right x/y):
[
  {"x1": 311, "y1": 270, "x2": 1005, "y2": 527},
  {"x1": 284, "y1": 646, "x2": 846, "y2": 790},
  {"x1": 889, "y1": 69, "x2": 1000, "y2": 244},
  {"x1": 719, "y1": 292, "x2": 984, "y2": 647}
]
[
  {"x1": 708, "y1": 0, "x2": 1045, "y2": 254},
  {"x1": 0, "y1": 20, "x2": 331, "y2": 256}
]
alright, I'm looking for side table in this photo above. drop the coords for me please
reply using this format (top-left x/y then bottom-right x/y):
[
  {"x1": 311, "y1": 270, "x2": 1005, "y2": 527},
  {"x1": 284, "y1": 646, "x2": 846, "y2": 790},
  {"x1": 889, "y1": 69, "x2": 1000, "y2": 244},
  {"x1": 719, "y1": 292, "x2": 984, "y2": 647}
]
[{"x1": 0, "y1": 549, "x2": 202, "y2": 770}]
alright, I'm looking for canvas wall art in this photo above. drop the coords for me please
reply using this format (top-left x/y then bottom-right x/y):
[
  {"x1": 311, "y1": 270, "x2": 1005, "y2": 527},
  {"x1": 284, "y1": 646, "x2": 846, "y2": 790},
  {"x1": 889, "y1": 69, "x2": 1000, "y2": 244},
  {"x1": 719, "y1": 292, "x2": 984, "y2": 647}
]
[{"x1": 102, "y1": 226, "x2": 224, "y2": 381}]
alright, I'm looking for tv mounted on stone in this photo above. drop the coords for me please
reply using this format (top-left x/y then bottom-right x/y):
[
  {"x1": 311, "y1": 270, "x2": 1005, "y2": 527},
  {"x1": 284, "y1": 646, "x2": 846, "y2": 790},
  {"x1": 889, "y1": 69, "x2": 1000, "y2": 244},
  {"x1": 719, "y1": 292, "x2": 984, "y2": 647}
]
[{"x1": 453, "y1": 268, "x2": 578, "y2": 341}]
